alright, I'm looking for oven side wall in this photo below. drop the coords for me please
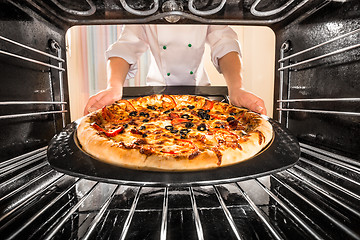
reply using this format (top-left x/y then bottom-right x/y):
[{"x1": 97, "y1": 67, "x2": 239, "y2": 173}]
[
  {"x1": 273, "y1": 1, "x2": 360, "y2": 159},
  {"x1": 0, "y1": 2, "x2": 70, "y2": 161}
]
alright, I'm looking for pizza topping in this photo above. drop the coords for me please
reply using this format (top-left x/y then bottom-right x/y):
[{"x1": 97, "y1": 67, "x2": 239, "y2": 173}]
[
  {"x1": 133, "y1": 138, "x2": 147, "y2": 145},
  {"x1": 215, "y1": 129, "x2": 240, "y2": 140},
  {"x1": 117, "y1": 99, "x2": 136, "y2": 112},
  {"x1": 171, "y1": 118, "x2": 190, "y2": 125},
  {"x1": 197, "y1": 109, "x2": 210, "y2": 120},
  {"x1": 181, "y1": 114, "x2": 190, "y2": 119},
  {"x1": 228, "y1": 119, "x2": 239, "y2": 129},
  {"x1": 210, "y1": 114, "x2": 223, "y2": 120},
  {"x1": 226, "y1": 117, "x2": 235, "y2": 122},
  {"x1": 197, "y1": 123, "x2": 207, "y2": 131},
  {"x1": 169, "y1": 112, "x2": 179, "y2": 119},
  {"x1": 163, "y1": 109, "x2": 173, "y2": 114},
  {"x1": 170, "y1": 129, "x2": 179, "y2": 134},
  {"x1": 130, "y1": 128, "x2": 143, "y2": 135},
  {"x1": 91, "y1": 122, "x2": 124, "y2": 137},
  {"x1": 105, "y1": 127, "x2": 125, "y2": 137},
  {"x1": 139, "y1": 112, "x2": 150, "y2": 118},
  {"x1": 180, "y1": 129, "x2": 191, "y2": 139},
  {"x1": 154, "y1": 130, "x2": 164, "y2": 135},
  {"x1": 101, "y1": 106, "x2": 109, "y2": 120},
  {"x1": 161, "y1": 150, "x2": 176, "y2": 154},
  {"x1": 83, "y1": 94, "x2": 271, "y2": 167},
  {"x1": 213, "y1": 121, "x2": 226, "y2": 129},
  {"x1": 202, "y1": 99, "x2": 214, "y2": 110},
  {"x1": 129, "y1": 111, "x2": 137, "y2": 117},
  {"x1": 147, "y1": 106, "x2": 156, "y2": 110},
  {"x1": 189, "y1": 150, "x2": 200, "y2": 159},
  {"x1": 176, "y1": 139, "x2": 199, "y2": 154},
  {"x1": 101, "y1": 106, "x2": 121, "y2": 123},
  {"x1": 91, "y1": 122, "x2": 106, "y2": 133},
  {"x1": 162, "y1": 95, "x2": 177, "y2": 110},
  {"x1": 180, "y1": 129, "x2": 191, "y2": 134},
  {"x1": 139, "y1": 147, "x2": 153, "y2": 155},
  {"x1": 165, "y1": 125, "x2": 174, "y2": 131}
]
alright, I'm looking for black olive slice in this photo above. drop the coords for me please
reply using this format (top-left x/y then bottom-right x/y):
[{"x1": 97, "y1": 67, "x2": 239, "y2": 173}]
[
  {"x1": 180, "y1": 129, "x2": 190, "y2": 134},
  {"x1": 139, "y1": 112, "x2": 150, "y2": 118},
  {"x1": 197, "y1": 123, "x2": 207, "y2": 131},
  {"x1": 165, "y1": 125, "x2": 173, "y2": 131},
  {"x1": 226, "y1": 117, "x2": 235, "y2": 122},
  {"x1": 129, "y1": 111, "x2": 137, "y2": 117}
]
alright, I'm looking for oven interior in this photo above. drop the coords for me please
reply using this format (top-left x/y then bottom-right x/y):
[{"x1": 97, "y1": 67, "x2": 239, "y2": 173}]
[{"x1": 0, "y1": 0, "x2": 359, "y2": 239}]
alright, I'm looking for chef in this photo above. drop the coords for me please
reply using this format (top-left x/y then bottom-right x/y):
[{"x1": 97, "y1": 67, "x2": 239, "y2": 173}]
[{"x1": 84, "y1": 25, "x2": 266, "y2": 115}]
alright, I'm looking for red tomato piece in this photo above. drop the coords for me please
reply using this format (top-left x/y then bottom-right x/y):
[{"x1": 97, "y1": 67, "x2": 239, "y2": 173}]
[
  {"x1": 162, "y1": 95, "x2": 177, "y2": 110},
  {"x1": 202, "y1": 99, "x2": 214, "y2": 110},
  {"x1": 171, "y1": 118, "x2": 190, "y2": 125}
]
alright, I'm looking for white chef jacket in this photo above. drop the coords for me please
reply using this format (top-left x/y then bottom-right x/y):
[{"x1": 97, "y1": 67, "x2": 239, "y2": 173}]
[{"x1": 105, "y1": 25, "x2": 241, "y2": 86}]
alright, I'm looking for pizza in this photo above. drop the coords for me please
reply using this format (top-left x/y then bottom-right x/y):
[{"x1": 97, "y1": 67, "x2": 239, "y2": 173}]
[{"x1": 77, "y1": 95, "x2": 273, "y2": 171}]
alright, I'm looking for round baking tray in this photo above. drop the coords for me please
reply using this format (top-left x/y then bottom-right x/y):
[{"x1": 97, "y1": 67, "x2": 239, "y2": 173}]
[{"x1": 47, "y1": 118, "x2": 300, "y2": 187}]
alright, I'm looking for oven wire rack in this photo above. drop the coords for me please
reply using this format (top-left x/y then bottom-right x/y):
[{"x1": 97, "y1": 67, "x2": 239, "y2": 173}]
[
  {"x1": 0, "y1": 35, "x2": 67, "y2": 127},
  {"x1": 0, "y1": 142, "x2": 359, "y2": 240}
]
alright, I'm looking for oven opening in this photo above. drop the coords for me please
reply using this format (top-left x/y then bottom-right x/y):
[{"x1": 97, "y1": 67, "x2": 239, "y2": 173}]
[{"x1": 65, "y1": 24, "x2": 276, "y2": 121}]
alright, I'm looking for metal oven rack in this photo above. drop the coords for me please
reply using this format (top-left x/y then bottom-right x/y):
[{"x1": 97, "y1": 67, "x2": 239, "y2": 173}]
[
  {"x1": 0, "y1": 143, "x2": 359, "y2": 239},
  {"x1": 277, "y1": 27, "x2": 360, "y2": 126},
  {"x1": 0, "y1": 35, "x2": 68, "y2": 127}
]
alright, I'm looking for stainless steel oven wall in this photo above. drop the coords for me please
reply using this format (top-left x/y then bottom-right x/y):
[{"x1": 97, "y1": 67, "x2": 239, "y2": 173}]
[
  {"x1": 274, "y1": 1, "x2": 360, "y2": 160},
  {"x1": 0, "y1": 1, "x2": 70, "y2": 161}
]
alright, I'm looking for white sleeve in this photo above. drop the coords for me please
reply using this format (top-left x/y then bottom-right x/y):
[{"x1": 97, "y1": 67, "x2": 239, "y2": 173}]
[
  {"x1": 105, "y1": 25, "x2": 149, "y2": 79},
  {"x1": 206, "y1": 25, "x2": 242, "y2": 73}
]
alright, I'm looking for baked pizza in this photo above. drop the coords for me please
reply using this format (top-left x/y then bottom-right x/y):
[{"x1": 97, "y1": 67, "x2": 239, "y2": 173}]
[{"x1": 77, "y1": 95, "x2": 273, "y2": 171}]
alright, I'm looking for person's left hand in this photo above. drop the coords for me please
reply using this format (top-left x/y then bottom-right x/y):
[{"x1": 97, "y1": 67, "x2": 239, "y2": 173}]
[
  {"x1": 228, "y1": 88, "x2": 267, "y2": 115},
  {"x1": 83, "y1": 86, "x2": 123, "y2": 115}
]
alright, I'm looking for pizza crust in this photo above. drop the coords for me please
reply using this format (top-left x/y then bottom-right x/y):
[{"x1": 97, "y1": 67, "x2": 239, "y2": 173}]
[{"x1": 77, "y1": 108, "x2": 273, "y2": 171}]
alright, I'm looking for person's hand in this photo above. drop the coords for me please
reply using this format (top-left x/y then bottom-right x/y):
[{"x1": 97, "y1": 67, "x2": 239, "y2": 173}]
[
  {"x1": 83, "y1": 86, "x2": 123, "y2": 115},
  {"x1": 228, "y1": 88, "x2": 267, "y2": 115}
]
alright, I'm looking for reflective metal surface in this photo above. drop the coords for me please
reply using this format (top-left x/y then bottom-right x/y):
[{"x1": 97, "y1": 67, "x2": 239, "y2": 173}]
[
  {"x1": 274, "y1": 1, "x2": 360, "y2": 159},
  {"x1": 1, "y1": 0, "x2": 360, "y2": 239}
]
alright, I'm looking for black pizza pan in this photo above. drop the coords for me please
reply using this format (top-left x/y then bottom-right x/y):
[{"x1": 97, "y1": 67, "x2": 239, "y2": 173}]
[{"x1": 47, "y1": 118, "x2": 300, "y2": 187}]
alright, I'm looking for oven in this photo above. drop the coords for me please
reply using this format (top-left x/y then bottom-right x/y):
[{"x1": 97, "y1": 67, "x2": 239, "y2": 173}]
[{"x1": 0, "y1": 0, "x2": 359, "y2": 239}]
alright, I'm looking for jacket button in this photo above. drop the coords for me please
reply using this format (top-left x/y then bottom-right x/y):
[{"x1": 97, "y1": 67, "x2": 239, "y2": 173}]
[
  {"x1": 167, "y1": 73, "x2": 170, "y2": 76},
  {"x1": 163, "y1": 46, "x2": 167, "y2": 50},
  {"x1": 188, "y1": 44, "x2": 192, "y2": 47},
  {"x1": 190, "y1": 71, "x2": 193, "y2": 75}
]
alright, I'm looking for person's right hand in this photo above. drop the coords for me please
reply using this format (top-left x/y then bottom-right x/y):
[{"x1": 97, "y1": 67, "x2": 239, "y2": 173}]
[{"x1": 83, "y1": 86, "x2": 123, "y2": 115}]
